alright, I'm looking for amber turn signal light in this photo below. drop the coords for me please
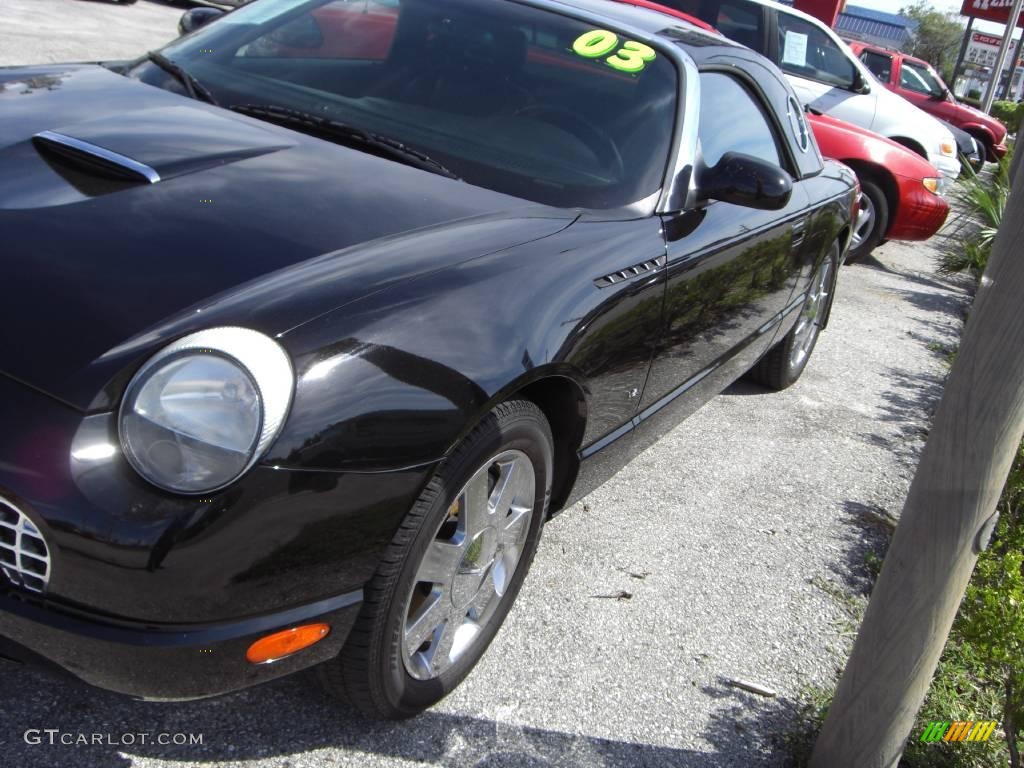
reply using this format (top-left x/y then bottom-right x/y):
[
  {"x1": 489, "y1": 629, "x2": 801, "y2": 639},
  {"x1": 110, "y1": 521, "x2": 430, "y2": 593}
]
[{"x1": 246, "y1": 623, "x2": 330, "y2": 664}]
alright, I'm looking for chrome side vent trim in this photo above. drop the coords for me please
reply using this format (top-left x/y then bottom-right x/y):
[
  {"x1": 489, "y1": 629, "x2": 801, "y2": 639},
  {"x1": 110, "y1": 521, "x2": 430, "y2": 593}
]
[
  {"x1": 0, "y1": 498, "x2": 51, "y2": 594},
  {"x1": 594, "y1": 255, "x2": 666, "y2": 288},
  {"x1": 33, "y1": 130, "x2": 161, "y2": 184}
]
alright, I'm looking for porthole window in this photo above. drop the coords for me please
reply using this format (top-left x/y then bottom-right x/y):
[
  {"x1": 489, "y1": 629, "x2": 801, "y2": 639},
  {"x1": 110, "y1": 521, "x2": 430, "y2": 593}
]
[{"x1": 787, "y1": 96, "x2": 810, "y2": 153}]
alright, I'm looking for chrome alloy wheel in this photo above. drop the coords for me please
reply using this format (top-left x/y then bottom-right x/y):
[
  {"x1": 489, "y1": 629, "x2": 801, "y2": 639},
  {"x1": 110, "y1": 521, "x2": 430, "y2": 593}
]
[
  {"x1": 850, "y1": 192, "x2": 875, "y2": 250},
  {"x1": 401, "y1": 450, "x2": 536, "y2": 681},
  {"x1": 789, "y1": 257, "x2": 833, "y2": 371}
]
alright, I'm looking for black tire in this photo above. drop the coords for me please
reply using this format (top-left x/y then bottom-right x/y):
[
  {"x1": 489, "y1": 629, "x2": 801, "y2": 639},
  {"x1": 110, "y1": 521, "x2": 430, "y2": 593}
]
[
  {"x1": 748, "y1": 242, "x2": 839, "y2": 391},
  {"x1": 964, "y1": 148, "x2": 986, "y2": 174},
  {"x1": 321, "y1": 399, "x2": 553, "y2": 719},
  {"x1": 845, "y1": 177, "x2": 888, "y2": 264},
  {"x1": 969, "y1": 134, "x2": 993, "y2": 166}
]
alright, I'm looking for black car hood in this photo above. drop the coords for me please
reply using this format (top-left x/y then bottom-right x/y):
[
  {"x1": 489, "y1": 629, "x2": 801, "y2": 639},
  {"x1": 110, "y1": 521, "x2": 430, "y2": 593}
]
[{"x1": 0, "y1": 65, "x2": 574, "y2": 411}]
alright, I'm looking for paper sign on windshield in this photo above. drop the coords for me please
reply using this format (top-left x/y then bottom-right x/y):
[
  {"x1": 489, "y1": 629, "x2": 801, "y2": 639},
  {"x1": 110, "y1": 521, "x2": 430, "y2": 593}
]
[{"x1": 782, "y1": 31, "x2": 808, "y2": 67}]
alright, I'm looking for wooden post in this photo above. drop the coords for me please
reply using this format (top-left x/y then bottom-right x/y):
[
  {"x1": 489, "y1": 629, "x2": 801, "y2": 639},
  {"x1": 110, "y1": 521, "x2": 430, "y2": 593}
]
[{"x1": 809, "y1": 125, "x2": 1024, "y2": 766}]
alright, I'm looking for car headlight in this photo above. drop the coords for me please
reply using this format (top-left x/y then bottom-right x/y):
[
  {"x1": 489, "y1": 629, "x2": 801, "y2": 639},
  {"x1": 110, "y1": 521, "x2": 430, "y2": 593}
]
[
  {"x1": 923, "y1": 177, "x2": 941, "y2": 194},
  {"x1": 940, "y1": 141, "x2": 956, "y2": 157},
  {"x1": 119, "y1": 327, "x2": 293, "y2": 494}
]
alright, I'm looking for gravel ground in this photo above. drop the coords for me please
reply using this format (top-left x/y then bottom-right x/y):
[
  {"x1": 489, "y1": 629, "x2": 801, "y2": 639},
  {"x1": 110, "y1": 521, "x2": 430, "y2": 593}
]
[
  {"x1": 0, "y1": 0, "x2": 185, "y2": 66},
  {"x1": 0, "y1": 2, "x2": 972, "y2": 765}
]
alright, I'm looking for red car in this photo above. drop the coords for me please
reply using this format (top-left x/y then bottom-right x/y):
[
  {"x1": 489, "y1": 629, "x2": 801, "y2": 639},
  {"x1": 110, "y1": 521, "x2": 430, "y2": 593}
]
[
  {"x1": 848, "y1": 42, "x2": 1008, "y2": 163},
  {"x1": 808, "y1": 111, "x2": 949, "y2": 262}
]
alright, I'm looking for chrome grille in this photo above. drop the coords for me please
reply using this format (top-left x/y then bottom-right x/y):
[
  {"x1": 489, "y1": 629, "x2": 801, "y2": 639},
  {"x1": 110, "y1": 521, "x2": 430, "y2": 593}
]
[{"x1": 0, "y1": 498, "x2": 51, "y2": 593}]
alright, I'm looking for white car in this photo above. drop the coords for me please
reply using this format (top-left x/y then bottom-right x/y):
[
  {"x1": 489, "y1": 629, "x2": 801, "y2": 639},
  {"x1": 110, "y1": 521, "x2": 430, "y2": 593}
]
[{"x1": 669, "y1": 0, "x2": 961, "y2": 190}]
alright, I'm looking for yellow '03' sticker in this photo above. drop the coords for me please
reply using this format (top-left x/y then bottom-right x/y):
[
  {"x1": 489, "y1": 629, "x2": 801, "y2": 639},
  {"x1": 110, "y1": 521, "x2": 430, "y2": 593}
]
[{"x1": 572, "y1": 30, "x2": 657, "y2": 73}]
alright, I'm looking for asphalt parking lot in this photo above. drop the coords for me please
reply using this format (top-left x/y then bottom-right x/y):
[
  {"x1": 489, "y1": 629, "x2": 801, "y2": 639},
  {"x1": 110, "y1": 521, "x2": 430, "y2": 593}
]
[{"x1": 0, "y1": 2, "x2": 971, "y2": 766}]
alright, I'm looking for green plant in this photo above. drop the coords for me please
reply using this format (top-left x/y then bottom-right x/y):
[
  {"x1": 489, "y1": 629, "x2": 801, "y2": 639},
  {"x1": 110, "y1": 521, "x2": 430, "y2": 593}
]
[
  {"x1": 953, "y1": 441, "x2": 1024, "y2": 767},
  {"x1": 900, "y1": 2, "x2": 966, "y2": 75},
  {"x1": 990, "y1": 100, "x2": 1024, "y2": 132},
  {"x1": 938, "y1": 155, "x2": 1010, "y2": 279},
  {"x1": 902, "y1": 634, "x2": 1006, "y2": 768}
]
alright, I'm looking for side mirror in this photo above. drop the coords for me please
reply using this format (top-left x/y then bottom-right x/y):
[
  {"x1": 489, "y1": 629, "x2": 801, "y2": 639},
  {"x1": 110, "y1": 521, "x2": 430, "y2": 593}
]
[
  {"x1": 852, "y1": 70, "x2": 871, "y2": 94},
  {"x1": 179, "y1": 8, "x2": 224, "y2": 36},
  {"x1": 699, "y1": 152, "x2": 793, "y2": 211}
]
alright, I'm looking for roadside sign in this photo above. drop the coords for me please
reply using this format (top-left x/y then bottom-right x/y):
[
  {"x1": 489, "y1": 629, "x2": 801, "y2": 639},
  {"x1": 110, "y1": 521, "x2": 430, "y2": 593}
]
[{"x1": 961, "y1": 0, "x2": 1024, "y2": 26}]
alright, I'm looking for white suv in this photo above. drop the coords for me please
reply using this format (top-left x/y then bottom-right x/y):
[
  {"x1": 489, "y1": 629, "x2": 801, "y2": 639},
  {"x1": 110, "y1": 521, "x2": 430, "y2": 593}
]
[{"x1": 664, "y1": 0, "x2": 961, "y2": 190}]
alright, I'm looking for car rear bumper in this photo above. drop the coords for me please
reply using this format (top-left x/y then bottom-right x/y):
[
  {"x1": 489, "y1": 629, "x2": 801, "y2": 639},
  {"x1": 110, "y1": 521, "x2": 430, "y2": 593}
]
[
  {"x1": 886, "y1": 175, "x2": 950, "y2": 241},
  {"x1": 0, "y1": 587, "x2": 361, "y2": 700}
]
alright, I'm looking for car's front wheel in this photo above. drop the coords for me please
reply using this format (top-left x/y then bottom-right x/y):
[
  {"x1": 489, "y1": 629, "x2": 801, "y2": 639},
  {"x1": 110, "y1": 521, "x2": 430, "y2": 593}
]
[
  {"x1": 322, "y1": 399, "x2": 553, "y2": 718},
  {"x1": 846, "y1": 177, "x2": 888, "y2": 263},
  {"x1": 749, "y1": 241, "x2": 838, "y2": 391}
]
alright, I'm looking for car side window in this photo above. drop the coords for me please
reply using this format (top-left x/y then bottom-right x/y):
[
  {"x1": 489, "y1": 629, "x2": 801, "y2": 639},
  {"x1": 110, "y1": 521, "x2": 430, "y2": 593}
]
[
  {"x1": 901, "y1": 60, "x2": 944, "y2": 97},
  {"x1": 715, "y1": 0, "x2": 767, "y2": 54},
  {"x1": 698, "y1": 72, "x2": 782, "y2": 168},
  {"x1": 776, "y1": 13, "x2": 856, "y2": 89},
  {"x1": 859, "y1": 50, "x2": 893, "y2": 83},
  {"x1": 653, "y1": 1, "x2": 767, "y2": 54}
]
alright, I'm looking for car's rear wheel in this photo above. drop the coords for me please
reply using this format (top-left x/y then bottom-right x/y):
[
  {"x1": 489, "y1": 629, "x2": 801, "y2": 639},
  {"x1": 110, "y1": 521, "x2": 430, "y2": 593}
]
[
  {"x1": 846, "y1": 177, "x2": 888, "y2": 264},
  {"x1": 322, "y1": 399, "x2": 553, "y2": 719},
  {"x1": 748, "y1": 241, "x2": 838, "y2": 391}
]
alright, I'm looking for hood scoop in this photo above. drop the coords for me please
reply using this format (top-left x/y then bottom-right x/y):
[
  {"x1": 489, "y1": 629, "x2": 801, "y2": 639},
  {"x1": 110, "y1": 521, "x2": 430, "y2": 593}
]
[
  {"x1": 1, "y1": 104, "x2": 294, "y2": 209},
  {"x1": 34, "y1": 130, "x2": 161, "y2": 185}
]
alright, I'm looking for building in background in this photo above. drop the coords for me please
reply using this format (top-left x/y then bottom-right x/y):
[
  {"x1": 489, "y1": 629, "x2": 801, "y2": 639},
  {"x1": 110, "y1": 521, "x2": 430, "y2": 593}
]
[
  {"x1": 783, "y1": 2, "x2": 917, "y2": 47},
  {"x1": 834, "y1": 5, "x2": 918, "y2": 49},
  {"x1": 956, "y1": 31, "x2": 1024, "y2": 101}
]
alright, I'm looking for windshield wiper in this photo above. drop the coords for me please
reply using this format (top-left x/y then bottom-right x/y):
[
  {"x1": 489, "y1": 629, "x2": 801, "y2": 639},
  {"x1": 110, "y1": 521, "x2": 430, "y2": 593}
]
[
  {"x1": 230, "y1": 104, "x2": 461, "y2": 181},
  {"x1": 145, "y1": 51, "x2": 219, "y2": 106}
]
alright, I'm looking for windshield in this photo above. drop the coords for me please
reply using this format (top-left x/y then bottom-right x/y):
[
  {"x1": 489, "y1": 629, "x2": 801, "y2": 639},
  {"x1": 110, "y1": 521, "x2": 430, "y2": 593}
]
[
  {"x1": 900, "y1": 60, "x2": 945, "y2": 98},
  {"x1": 138, "y1": 0, "x2": 680, "y2": 210}
]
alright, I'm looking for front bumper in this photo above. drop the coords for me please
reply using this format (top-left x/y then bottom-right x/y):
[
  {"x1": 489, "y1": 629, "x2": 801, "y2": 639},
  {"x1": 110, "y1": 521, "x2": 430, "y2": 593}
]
[
  {"x1": 0, "y1": 372, "x2": 434, "y2": 699},
  {"x1": 886, "y1": 175, "x2": 950, "y2": 241},
  {"x1": 0, "y1": 588, "x2": 360, "y2": 700},
  {"x1": 991, "y1": 141, "x2": 1008, "y2": 161}
]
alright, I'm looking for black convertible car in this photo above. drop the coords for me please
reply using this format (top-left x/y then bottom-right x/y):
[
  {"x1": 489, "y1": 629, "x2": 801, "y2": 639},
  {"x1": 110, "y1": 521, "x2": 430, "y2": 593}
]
[{"x1": 0, "y1": 0, "x2": 856, "y2": 718}]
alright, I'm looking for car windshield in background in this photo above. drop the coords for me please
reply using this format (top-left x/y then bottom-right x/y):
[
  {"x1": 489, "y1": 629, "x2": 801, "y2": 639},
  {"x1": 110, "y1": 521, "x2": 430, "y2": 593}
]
[
  {"x1": 776, "y1": 13, "x2": 856, "y2": 89},
  {"x1": 144, "y1": 0, "x2": 679, "y2": 210},
  {"x1": 900, "y1": 60, "x2": 944, "y2": 97}
]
